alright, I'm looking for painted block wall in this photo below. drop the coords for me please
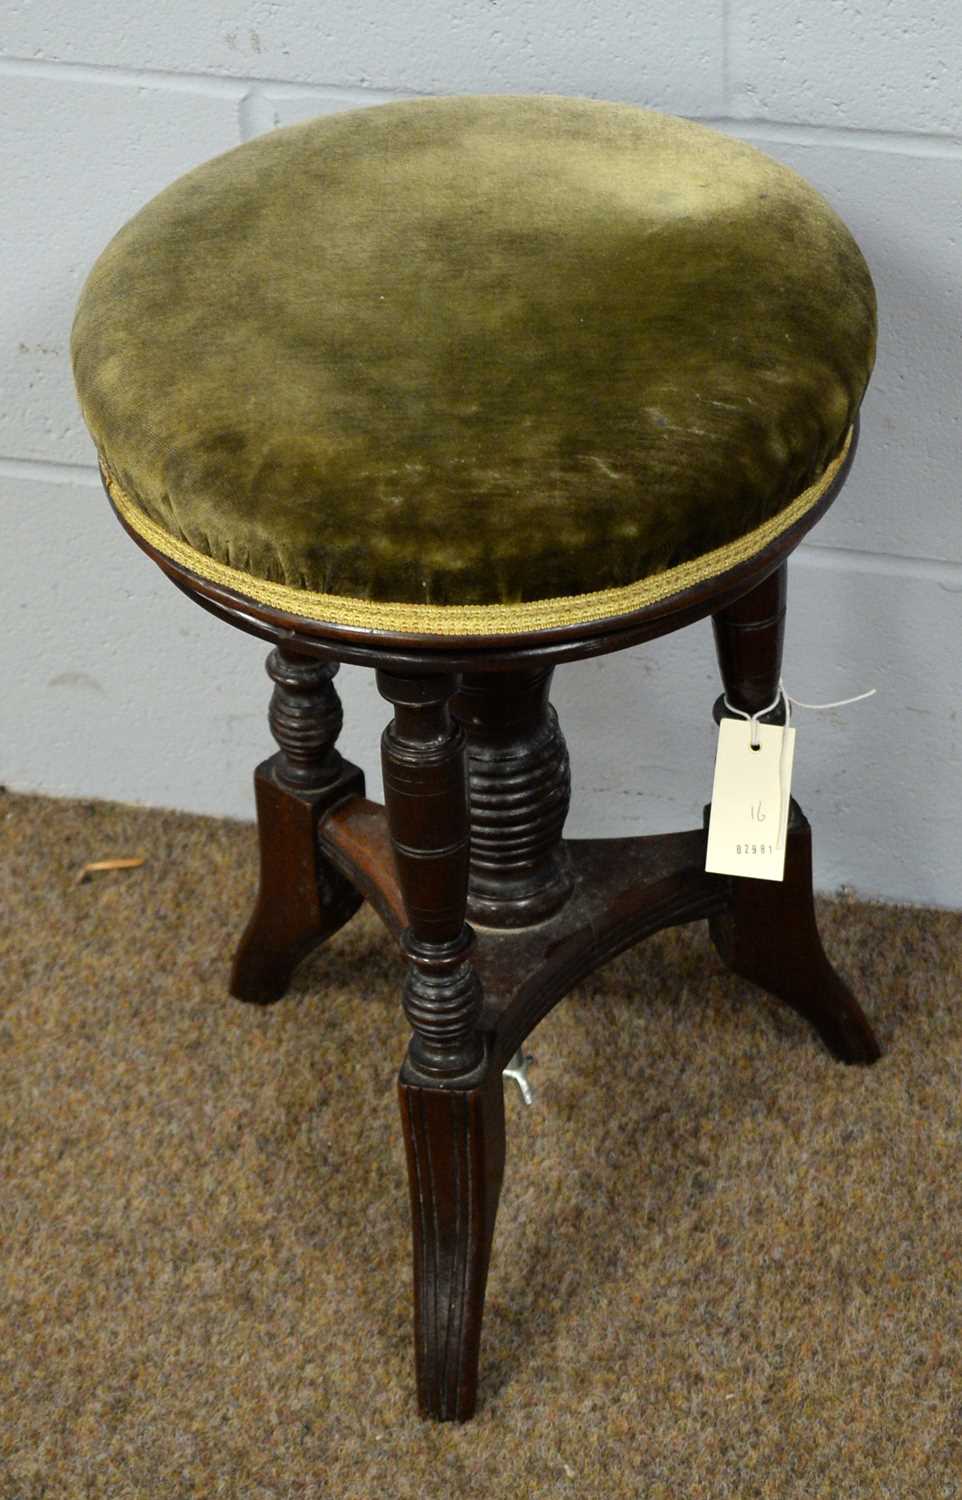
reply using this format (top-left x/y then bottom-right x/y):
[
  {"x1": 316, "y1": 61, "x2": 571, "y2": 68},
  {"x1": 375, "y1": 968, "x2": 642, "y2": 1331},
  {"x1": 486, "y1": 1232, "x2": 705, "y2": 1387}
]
[{"x1": 2, "y1": 2, "x2": 960, "y2": 906}]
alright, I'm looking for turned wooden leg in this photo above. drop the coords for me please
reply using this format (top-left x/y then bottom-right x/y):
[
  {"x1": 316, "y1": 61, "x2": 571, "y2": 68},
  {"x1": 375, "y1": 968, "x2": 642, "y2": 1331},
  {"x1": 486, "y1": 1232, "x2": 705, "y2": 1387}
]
[
  {"x1": 398, "y1": 1071, "x2": 505, "y2": 1423},
  {"x1": 230, "y1": 647, "x2": 363, "y2": 1005},
  {"x1": 709, "y1": 565, "x2": 881, "y2": 1064},
  {"x1": 378, "y1": 669, "x2": 505, "y2": 1422},
  {"x1": 452, "y1": 668, "x2": 572, "y2": 928}
]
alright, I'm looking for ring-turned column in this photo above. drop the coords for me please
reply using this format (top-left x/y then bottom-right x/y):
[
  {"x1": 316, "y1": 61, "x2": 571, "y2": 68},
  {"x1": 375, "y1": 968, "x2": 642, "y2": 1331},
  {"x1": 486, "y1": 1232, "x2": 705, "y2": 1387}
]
[
  {"x1": 377, "y1": 669, "x2": 505, "y2": 1421},
  {"x1": 453, "y1": 667, "x2": 572, "y2": 929},
  {"x1": 708, "y1": 566, "x2": 880, "y2": 1064},
  {"x1": 230, "y1": 647, "x2": 363, "y2": 1004}
]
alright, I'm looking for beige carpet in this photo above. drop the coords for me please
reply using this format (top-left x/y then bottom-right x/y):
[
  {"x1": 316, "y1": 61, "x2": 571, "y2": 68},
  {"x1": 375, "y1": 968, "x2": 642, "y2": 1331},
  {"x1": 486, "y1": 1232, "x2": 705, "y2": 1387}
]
[{"x1": 2, "y1": 788, "x2": 961, "y2": 1498}]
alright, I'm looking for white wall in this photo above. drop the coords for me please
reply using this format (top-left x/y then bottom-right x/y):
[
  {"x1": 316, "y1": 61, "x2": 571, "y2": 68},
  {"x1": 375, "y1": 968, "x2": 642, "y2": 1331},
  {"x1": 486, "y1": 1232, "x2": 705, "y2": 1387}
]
[{"x1": 2, "y1": 3, "x2": 960, "y2": 906}]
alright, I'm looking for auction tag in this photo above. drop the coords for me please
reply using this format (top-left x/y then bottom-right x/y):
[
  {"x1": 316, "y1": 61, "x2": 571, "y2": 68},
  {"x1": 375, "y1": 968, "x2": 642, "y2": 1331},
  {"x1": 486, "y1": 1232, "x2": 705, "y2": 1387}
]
[{"x1": 705, "y1": 719, "x2": 796, "y2": 881}]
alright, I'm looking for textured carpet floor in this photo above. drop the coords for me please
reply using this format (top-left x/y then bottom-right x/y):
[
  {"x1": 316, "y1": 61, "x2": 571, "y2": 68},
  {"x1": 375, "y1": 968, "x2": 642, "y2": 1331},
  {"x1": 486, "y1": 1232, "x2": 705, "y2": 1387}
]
[{"x1": 2, "y1": 789, "x2": 962, "y2": 1498}]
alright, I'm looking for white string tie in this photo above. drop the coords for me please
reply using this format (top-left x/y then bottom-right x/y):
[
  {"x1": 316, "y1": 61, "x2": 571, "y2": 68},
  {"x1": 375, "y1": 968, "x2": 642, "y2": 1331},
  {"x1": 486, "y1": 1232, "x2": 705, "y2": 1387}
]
[
  {"x1": 722, "y1": 679, "x2": 877, "y2": 747},
  {"x1": 786, "y1": 688, "x2": 877, "y2": 712}
]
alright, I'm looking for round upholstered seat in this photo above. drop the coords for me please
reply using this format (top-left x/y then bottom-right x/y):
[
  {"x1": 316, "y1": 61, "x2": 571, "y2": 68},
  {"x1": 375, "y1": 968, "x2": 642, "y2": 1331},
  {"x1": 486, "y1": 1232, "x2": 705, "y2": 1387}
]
[{"x1": 72, "y1": 94, "x2": 875, "y2": 637}]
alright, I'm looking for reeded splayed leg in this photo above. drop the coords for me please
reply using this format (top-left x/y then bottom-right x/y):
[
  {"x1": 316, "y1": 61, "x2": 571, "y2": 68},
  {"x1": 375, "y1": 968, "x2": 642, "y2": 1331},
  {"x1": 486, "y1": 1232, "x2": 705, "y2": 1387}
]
[
  {"x1": 378, "y1": 669, "x2": 505, "y2": 1422},
  {"x1": 452, "y1": 668, "x2": 572, "y2": 929},
  {"x1": 230, "y1": 647, "x2": 363, "y2": 1005},
  {"x1": 709, "y1": 565, "x2": 881, "y2": 1064}
]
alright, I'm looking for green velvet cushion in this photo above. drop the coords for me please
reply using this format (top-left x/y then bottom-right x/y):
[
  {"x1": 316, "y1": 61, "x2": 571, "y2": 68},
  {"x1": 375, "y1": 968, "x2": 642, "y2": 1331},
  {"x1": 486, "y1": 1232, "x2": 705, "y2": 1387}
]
[{"x1": 72, "y1": 94, "x2": 876, "y2": 611}]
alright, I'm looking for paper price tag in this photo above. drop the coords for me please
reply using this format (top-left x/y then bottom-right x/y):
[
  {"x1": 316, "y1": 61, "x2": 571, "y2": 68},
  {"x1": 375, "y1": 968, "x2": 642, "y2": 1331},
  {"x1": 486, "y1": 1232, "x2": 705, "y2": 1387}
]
[{"x1": 705, "y1": 718, "x2": 796, "y2": 882}]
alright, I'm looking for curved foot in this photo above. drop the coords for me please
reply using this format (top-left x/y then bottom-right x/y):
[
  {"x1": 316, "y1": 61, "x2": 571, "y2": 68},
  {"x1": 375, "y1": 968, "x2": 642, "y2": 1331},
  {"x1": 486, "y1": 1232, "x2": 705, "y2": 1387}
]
[
  {"x1": 709, "y1": 801, "x2": 881, "y2": 1065},
  {"x1": 399, "y1": 1061, "x2": 506, "y2": 1421},
  {"x1": 230, "y1": 757, "x2": 363, "y2": 1004}
]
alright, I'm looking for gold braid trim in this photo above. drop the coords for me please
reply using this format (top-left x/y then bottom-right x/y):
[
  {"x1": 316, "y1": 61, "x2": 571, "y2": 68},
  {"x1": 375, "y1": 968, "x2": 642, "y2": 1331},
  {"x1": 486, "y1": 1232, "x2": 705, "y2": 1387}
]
[{"x1": 103, "y1": 429, "x2": 850, "y2": 638}]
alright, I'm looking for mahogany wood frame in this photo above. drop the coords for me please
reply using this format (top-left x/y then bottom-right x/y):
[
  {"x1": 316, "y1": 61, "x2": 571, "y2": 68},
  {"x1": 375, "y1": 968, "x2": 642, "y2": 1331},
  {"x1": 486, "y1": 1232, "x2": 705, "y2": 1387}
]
[{"x1": 107, "y1": 421, "x2": 880, "y2": 1422}]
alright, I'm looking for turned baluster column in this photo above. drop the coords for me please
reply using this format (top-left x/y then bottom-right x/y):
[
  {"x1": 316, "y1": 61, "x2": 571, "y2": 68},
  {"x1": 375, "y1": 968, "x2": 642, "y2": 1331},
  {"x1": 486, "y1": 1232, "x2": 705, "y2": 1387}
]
[
  {"x1": 377, "y1": 670, "x2": 503, "y2": 1421},
  {"x1": 377, "y1": 670, "x2": 484, "y2": 1080},
  {"x1": 452, "y1": 667, "x2": 572, "y2": 929},
  {"x1": 707, "y1": 565, "x2": 880, "y2": 1064},
  {"x1": 230, "y1": 646, "x2": 363, "y2": 1004},
  {"x1": 266, "y1": 647, "x2": 346, "y2": 790},
  {"x1": 711, "y1": 563, "x2": 788, "y2": 726}
]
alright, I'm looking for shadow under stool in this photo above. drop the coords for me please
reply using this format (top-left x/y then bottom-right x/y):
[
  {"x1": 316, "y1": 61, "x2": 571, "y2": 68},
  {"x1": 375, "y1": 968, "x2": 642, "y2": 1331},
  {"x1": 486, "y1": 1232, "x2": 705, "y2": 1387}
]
[{"x1": 71, "y1": 94, "x2": 882, "y2": 1422}]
